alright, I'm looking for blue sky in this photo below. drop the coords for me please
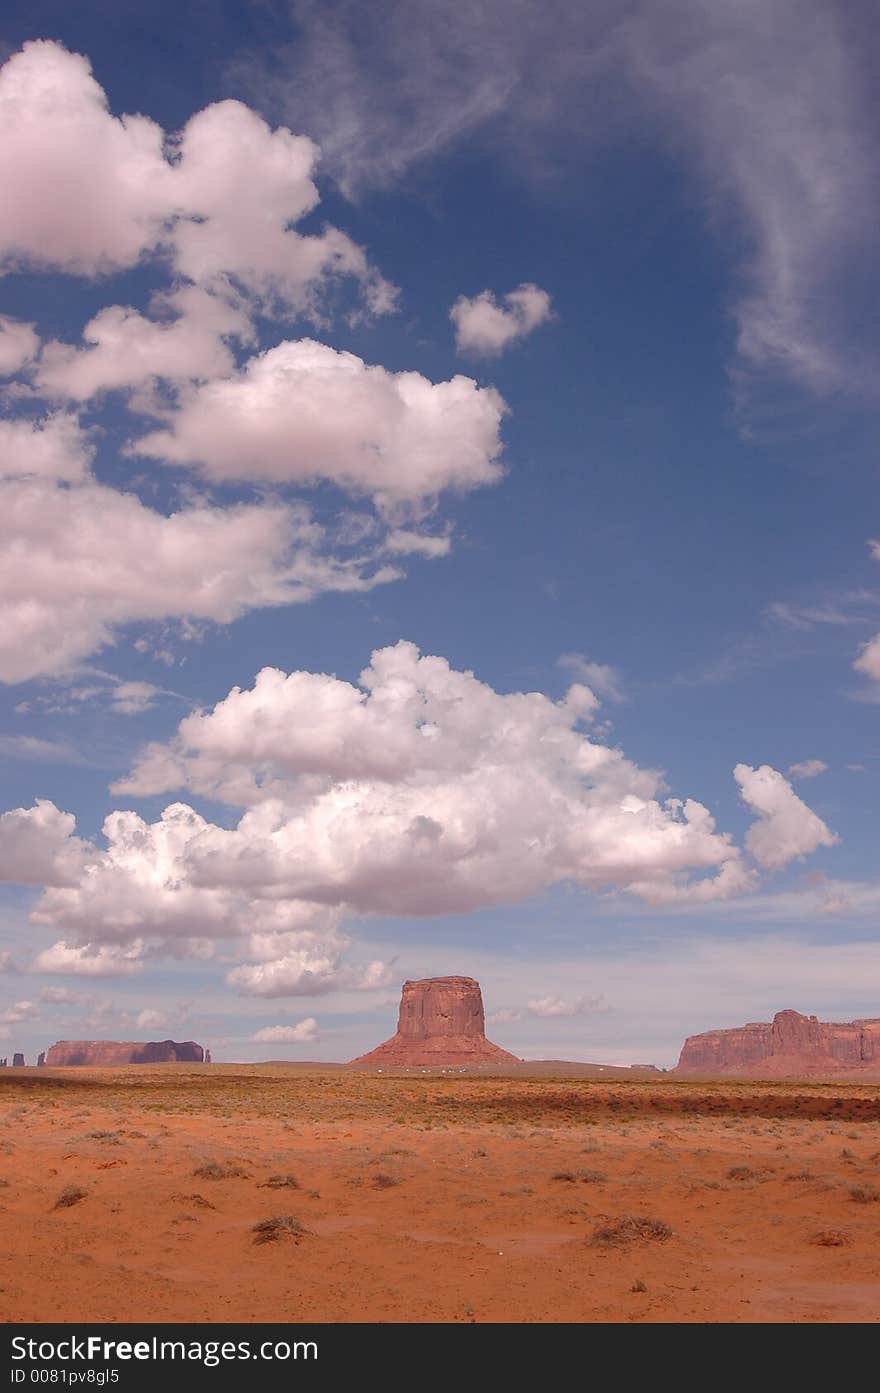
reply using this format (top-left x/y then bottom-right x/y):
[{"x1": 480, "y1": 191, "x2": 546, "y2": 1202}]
[{"x1": 1, "y1": 1, "x2": 879, "y2": 1066}]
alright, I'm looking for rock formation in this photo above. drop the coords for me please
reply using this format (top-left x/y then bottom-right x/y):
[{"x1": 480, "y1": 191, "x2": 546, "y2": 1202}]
[
  {"x1": 677, "y1": 1009, "x2": 880, "y2": 1077},
  {"x1": 37, "y1": 1052, "x2": 45, "y2": 1067},
  {"x1": 351, "y1": 976, "x2": 519, "y2": 1067},
  {"x1": 12, "y1": 1052, "x2": 24, "y2": 1067},
  {"x1": 44, "y1": 1039, "x2": 206, "y2": 1066}
]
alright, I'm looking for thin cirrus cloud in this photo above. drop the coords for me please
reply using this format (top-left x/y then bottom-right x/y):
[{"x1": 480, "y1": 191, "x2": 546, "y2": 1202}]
[
  {"x1": 249, "y1": 0, "x2": 878, "y2": 396},
  {"x1": 450, "y1": 284, "x2": 552, "y2": 357},
  {"x1": 0, "y1": 642, "x2": 838, "y2": 1000}
]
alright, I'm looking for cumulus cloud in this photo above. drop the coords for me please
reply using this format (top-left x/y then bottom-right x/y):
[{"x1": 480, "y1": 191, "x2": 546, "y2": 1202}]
[
  {"x1": 38, "y1": 985, "x2": 88, "y2": 1005},
  {"x1": 0, "y1": 999, "x2": 38, "y2": 1024},
  {"x1": 251, "y1": 1019, "x2": 319, "y2": 1044},
  {"x1": 735, "y1": 763, "x2": 838, "y2": 870},
  {"x1": 854, "y1": 635, "x2": 880, "y2": 684},
  {"x1": 136, "y1": 1008, "x2": 169, "y2": 1030},
  {"x1": 0, "y1": 41, "x2": 390, "y2": 315},
  {"x1": 35, "y1": 288, "x2": 253, "y2": 401},
  {"x1": 787, "y1": 759, "x2": 828, "y2": 780},
  {"x1": 132, "y1": 339, "x2": 505, "y2": 513},
  {"x1": 0, "y1": 801, "x2": 92, "y2": 885},
  {"x1": 31, "y1": 941, "x2": 145, "y2": 976},
  {"x1": 0, "y1": 414, "x2": 93, "y2": 482},
  {"x1": 5, "y1": 650, "x2": 843, "y2": 996},
  {"x1": 116, "y1": 640, "x2": 750, "y2": 912},
  {"x1": 558, "y1": 652, "x2": 624, "y2": 702},
  {"x1": 450, "y1": 283, "x2": 552, "y2": 357},
  {"x1": 0, "y1": 316, "x2": 39, "y2": 375},
  {"x1": 0, "y1": 481, "x2": 396, "y2": 683}
]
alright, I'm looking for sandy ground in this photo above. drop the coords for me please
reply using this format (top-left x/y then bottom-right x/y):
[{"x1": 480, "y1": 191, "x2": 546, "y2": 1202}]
[{"x1": 1, "y1": 1064, "x2": 879, "y2": 1324}]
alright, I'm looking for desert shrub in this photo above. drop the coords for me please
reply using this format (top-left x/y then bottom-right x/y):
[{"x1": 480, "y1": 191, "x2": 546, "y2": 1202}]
[
  {"x1": 811, "y1": 1229, "x2": 849, "y2": 1247},
  {"x1": 192, "y1": 1161, "x2": 251, "y2": 1180},
  {"x1": 551, "y1": 1171, "x2": 577, "y2": 1183},
  {"x1": 590, "y1": 1215, "x2": 672, "y2": 1246},
  {"x1": 252, "y1": 1215, "x2": 311, "y2": 1245},
  {"x1": 259, "y1": 1174, "x2": 300, "y2": 1189},
  {"x1": 372, "y1": 1172, "x2": 400, "y2": 1189},
  {"x1": 54, "y1": 1185, "x2": 88, "y2": 1209},
  {"x1": 726, "y1": 1165, "x2": 755, "y2": 1181},
  {"x1": 577, "y1": 1169, "x2": 607, "y2": 1183},
  {"x1": 848, "y1": 1185, "x2": 880, "y2": 1204}
]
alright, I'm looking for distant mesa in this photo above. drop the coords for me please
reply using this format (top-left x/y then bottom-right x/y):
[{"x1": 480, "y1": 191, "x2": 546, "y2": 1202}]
[
  {"x1": 351, "y1": 976, "x2": 519, "y2": 1068},
  {"x1": 12, "y1": 1052, "x2": 25, "y2": 1067},
  {"x1": 677, "y1": 1009, "x2": 880, "y2": 1078},
  {"x1": 44, "y1": 1039, "x2": 207, "y2": 1066}
]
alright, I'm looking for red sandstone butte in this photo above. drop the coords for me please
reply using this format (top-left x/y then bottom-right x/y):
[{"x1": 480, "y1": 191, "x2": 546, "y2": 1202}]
[
  {"x1": 44, "y1": 1039, "x2": 206, "y2": 1066},
  {"x1": 676, "y1": 1009, "x2": 880, "y2": 1078},
  {"x1": 351, "y1": 976, "x2": 519, "y2": 1067}
]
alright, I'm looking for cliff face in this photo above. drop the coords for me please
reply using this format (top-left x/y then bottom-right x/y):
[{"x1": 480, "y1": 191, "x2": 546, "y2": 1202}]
[
  {"x1": 677, "y1": 1010, "x2": 880, "y2": 1077},
  {"x1": 44, "y1": 1039, "x2": 205, "y2": 1066},
  {"x1": 351, "y1": 976, "x2": 519, "y2": 1067}
]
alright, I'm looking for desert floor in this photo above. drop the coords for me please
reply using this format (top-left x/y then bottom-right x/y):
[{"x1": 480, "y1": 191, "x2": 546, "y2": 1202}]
[{"x1": 2, "y1": 1064, "x2": 879, "y2": 1323}]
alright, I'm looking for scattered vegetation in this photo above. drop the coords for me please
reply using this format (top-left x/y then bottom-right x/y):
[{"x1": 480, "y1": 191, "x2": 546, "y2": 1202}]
[
  {"x1": 372, "y1": 1172, "x2": 401, "y2": 1189},
  {"x1": 848, "y1": 1185, "x2": 880, "y2": 1204},
  {"x1": 726, "y1": 1165, "x2": 756, "y2": 1181},
  {"x1": 259, "y1": 1174, "x2": 300, "y2": 1189},
  {"x1": 811, "y1": 1229, "x2": 850, "y2": 1247},
  {"x1": 252, "y1": 1215, "x2": 311, "y2": 1245},
  {"x1": 171, "y1": 1192, "x2": 216, "y2": 1209},
  {"x1": 590, "y1": 1215, "x2": 672, "y2": 1246},
  {"x1": 53, "y1": 1184, "x2": 88, "y2": 1209},
  {"x1": 192, "y1": 1161, "x2": 251, "y2": 1180}
]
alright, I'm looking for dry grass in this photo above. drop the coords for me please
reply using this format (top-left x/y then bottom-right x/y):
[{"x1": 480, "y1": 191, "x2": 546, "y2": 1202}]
[
  {"x1": 192, "y1": 1161, "x2": 251, "y2": 1181},
  {"x1": 590, "y1": 1215, "x2": 673, "y2": 1246},
  {"x1": 252, "y1": 1216, "x2": 311, "y2": 1245},
  {"x1": 53, "y1": 1184, "x2": 88, "y2": 1209}
]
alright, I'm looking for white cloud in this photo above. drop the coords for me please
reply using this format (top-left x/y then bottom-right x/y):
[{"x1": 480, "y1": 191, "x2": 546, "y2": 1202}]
[
  {"x1": 0, "y1": 999, "x2": 38, "y2": 1024},
  {"x1": 0, "y1": 413, "x2": 93, "y2": 482},
  {"x1": 787, "y1": 759, "x2": 828, "y2": 780},
  {"x1": 0, "y1": 41, "x2": 390, "y2": 315},
  {"x1": 0, "y1": 480, "x2": 396, "y2": 683},
  {"x1": 526, "y1": 993, "x2": 605, "y2": 1017},
  {"x1": 0, "y1": 801, "x2": 92, "y2": 885},
  {"x1": 132, "y1": 339, "x2": 505, "y2": 514},
  {"x1": 110, "y1": 681, "x2": 162, "y2": 716},
  {"x1": 38, "y1": 985, "x2": 88, "y2": 1005},
  {"x1": 35, "y1": 288, "x2": 253, "y2": 401},
  {"x1": 135, "y1": 1008, "x2": 169, "y2": 1030},
  {"x1": 735, "y1": 763, "x2": 839, "y2": 870},
  {"x1": 384, "y1": 528, "x2": 451, "y2": 558},
  {"x1": 854, "y1": 634, "x2": 880, "y2": 683},
  {"x1": 116, "y1": 640, "x2": 753, "y2": 914},
  {"x1": 251, "y1": 1019, "x2": 319, "y2": 1044},
  {"x1": 0, "y1": 736, "x2": 81, "y2": 763},
  {"x1": 450, "y1": 283, "x2": 552, "y2": 356},
  {"x1": 0, "y1": 951, "x2": 18, "y2": 974},
  {"x1": 558, "y1": 652, "x2": 624, "y2": 702},
  {"x1": 31, "y1": 940, "x2": 144, "y2": 976},
  {"x1": 624, "y1": 0, "x2": 875, "y2": 394},
  {"x1": 0, "y1": 316, "x2": 39, "y2": 375}
]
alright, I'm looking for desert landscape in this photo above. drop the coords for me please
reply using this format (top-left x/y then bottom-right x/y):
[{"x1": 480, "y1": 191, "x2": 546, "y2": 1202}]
[
  {"x1": 2, "y1": 1063, "x2": 879, "y2": 1324},
  {"x1": 2, "y1": 978, "x2": 879, "y2": 1326}
]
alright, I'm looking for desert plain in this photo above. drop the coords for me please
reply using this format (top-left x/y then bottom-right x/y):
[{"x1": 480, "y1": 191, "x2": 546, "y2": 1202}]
[{"x1": 1, "y1": 1063, "x2": 879, "y2": 1324}]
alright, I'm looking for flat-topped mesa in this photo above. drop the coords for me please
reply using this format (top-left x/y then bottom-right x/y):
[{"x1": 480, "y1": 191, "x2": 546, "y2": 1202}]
[
  {"x1": 351, "y1": 976, "x2": 519, "y2": 1067},
  {"x1": 44, "y1": 1039, "x2": 206, "y2": 1066},
  {"x1": 677, "y1": 1009, "x2": 880, "y2": 1077}
]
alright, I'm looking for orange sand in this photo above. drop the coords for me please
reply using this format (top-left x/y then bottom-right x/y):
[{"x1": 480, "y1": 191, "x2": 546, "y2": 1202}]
[{"x1": 2, "y1": 1064, "x2": 879, "y2": 1323}]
